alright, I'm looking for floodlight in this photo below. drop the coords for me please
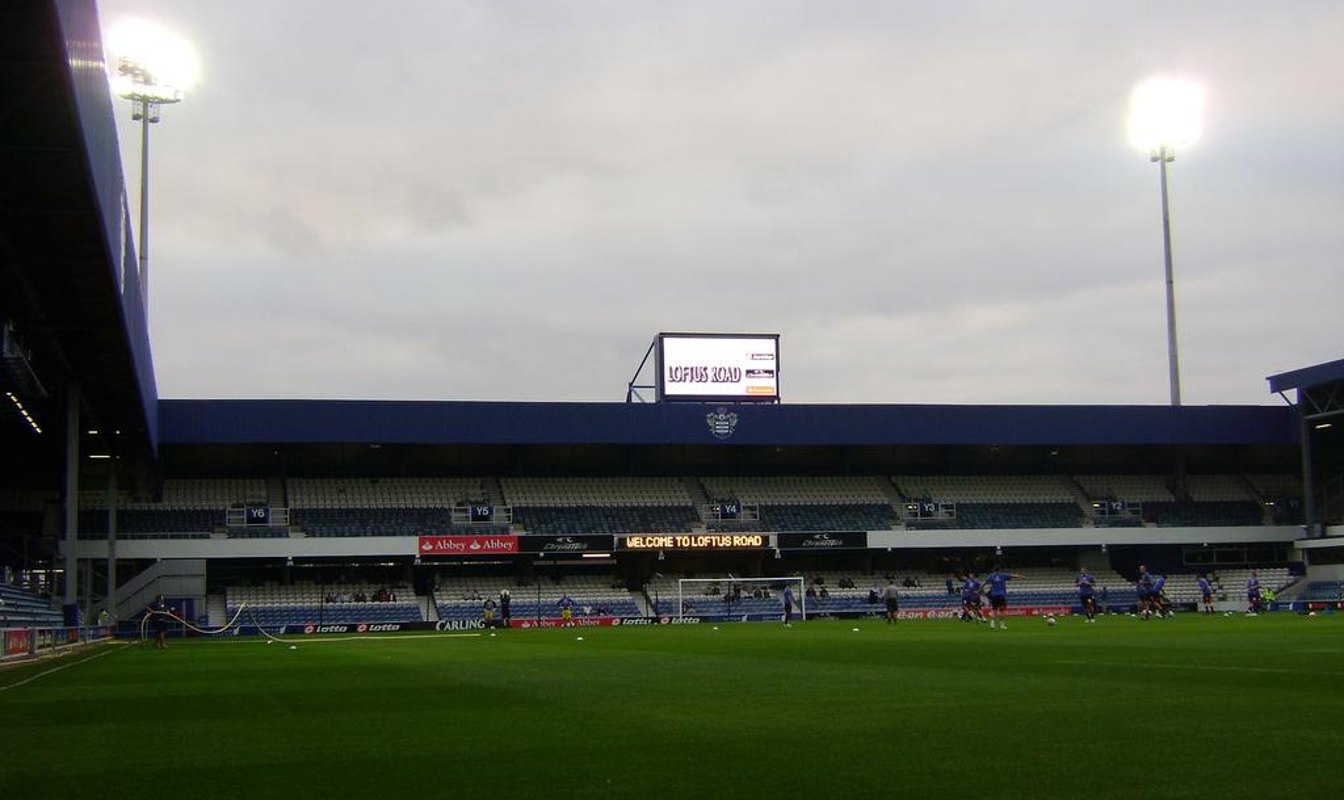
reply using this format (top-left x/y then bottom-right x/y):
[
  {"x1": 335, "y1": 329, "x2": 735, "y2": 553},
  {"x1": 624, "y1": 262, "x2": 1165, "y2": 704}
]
[
  {"x1": 105, "y1": 19, "x2": 199, "y2": 99},
  {"x1": 1127, "y1": 77, "x2": 1206, "y2": 407},
  {"x1": 103, "y1": 19, "x2": 197, "y2": 321},
  {"x1": 1128, "y1": 78, "x2": 1204, "y2": 154}
]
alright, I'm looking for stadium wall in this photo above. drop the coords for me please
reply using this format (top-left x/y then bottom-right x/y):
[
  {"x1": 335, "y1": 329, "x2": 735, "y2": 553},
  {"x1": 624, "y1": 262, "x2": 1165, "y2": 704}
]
[
  {"x1": 158, "y1": 400, "x2": 1297, "y2": 447},
  {"x1": 71, "y1": 526, "x2": 1303, "y2": 561}
]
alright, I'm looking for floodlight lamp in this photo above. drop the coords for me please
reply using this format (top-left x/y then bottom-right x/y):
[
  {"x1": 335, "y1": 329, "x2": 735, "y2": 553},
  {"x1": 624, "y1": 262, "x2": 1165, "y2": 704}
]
[
  {"x1": 105, "y1": 19, "x2": 199, "y2": 102},
  {"x1": 1127, "y1": 78, "x2": 1204, "y2": 154}
]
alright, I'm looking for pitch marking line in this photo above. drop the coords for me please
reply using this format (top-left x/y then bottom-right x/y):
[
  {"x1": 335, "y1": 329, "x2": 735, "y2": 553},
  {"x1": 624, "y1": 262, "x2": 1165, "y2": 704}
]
[
  {"x1": 1054, "y1": 659, "x2": 1343, "y2": 676},
  {"x1": 0, "y1": 641, "x2": 129, "y2": 693},
  {"x1": 271, "y1": 632, "x2": 483, "y2": 644}
]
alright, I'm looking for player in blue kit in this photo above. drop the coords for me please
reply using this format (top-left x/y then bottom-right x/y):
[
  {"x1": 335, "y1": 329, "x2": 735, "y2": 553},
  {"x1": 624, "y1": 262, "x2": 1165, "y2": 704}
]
[
  {"x1": 960, "y1": 573, "x2": 985, "y2": 623},
  {"x1": 1136, "y1": 565, "x2": 1156, "y2": 619},
  {"x1": 981, "y1": 566, "x2": 1024, "y2": 630},
  {"x1": 782, "y1": 584, "x2": 796, "y2": 627},
  {"x1": 557, "y1": 594, "x2": 575, "y2": 626},
  {"x1": 1075, "y1": 569, "x2": 1097, "y2": 623},
  {"x1": 1246, "y1": 570, "x2": 1262, "y2": 616},
  {"x1": 1150, "y1": 572, "x2": 1171, "y2": 618},
  {"x1": 1197, "y1": 574, "x2": 1214, "y2": 614}
]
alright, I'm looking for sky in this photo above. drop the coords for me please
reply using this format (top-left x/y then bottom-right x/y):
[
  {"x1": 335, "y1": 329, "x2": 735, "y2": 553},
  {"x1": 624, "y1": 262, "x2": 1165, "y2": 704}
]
[{"x1": 95, "y1": 1, "x2": 1344, "y2": 406}]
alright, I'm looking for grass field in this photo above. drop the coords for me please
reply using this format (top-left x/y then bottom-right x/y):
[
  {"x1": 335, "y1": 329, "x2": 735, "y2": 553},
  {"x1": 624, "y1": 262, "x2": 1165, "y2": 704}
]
[{"x1": 4, "y1": 614, "x2": 1342, "y2": 799}]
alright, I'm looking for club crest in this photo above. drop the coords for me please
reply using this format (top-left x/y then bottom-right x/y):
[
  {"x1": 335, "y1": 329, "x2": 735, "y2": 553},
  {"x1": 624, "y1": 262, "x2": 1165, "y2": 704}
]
[{"x1": 706, "y1": 406, "x2": 738, "y2": 440}]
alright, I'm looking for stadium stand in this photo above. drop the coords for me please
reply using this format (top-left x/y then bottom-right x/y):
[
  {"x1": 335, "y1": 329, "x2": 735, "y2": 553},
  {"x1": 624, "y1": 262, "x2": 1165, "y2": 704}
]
[
  {"x1": 289, "y1": 477, "x2": 487, "y2": 508},
  {"x1": 1073, "y1": 474, "x2": 1175, "y2": 503},
  {"x1": 0, "y1": 581, "x2": 64, "y2": 627},
  {"x1": 226, "y1": 581, "x2": 420, "y2": 627},
  {"x1": 432, "y1": 574, "x2": 639, "y2": 622},
  {"x1": 501, "y1": 477, "x2": 692, "y2": 506},
  {"x1": 74, "y1": 479, "x2": 270, "y2": 538},
  {"x1": 755, "y1": 503, "x2": 893, "y2": 531},
  {"x1": 502, "y1": 477, "x2": 699, "y2": 535},
  {"x1": 698, "y1": 476, "x2": 892, "y2": 505},
  {"x1": 697, "y1": 476, "x2": 896, "y2": 531},
  {"x1": 1245, "y1": 473, "x2": 1305, "y2": 524},
  {"x1": 288, "y1": 478, "x2": 508, "y2": 536},
  {"x1": 894, "y1": 475, "x2": 1086, "y2": 529},
  {"x1": 1296, "y1": 581, "x2": 1344, "y2": 601},
  {"x1": 511, "y1": 505, "x2": 698, "y2": 535},
  {"x1": 1141, "y1": 501, "x2": 1263, "y2": 527}
]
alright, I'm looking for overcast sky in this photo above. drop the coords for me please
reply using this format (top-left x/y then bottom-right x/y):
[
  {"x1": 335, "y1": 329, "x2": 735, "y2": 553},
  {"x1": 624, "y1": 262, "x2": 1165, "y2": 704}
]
[{"x1": 96, "y1": 1, "x2": 1344, "y2": 406}]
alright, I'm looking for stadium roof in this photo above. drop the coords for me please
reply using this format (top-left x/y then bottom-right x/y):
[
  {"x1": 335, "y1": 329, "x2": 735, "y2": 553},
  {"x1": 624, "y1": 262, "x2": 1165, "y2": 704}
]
[
  {"x1": 1266, "y1": 357, "x2": 1344, "y2": 396},
  {"x1": 0, "y1": 0, "x2": 158, "y2": 465}
]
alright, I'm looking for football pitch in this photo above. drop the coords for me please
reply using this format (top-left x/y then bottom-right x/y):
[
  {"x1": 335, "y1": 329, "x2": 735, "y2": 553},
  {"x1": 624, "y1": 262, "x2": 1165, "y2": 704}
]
[{"x1": 4, "y1": 614, "x2": 1341, "y2": 800}]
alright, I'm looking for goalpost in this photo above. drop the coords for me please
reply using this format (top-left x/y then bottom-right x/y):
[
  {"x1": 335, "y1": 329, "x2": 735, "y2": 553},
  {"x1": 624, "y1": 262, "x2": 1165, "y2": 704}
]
[{"x1": 676, "y1": 576, "x2": 806, "y2": 622}]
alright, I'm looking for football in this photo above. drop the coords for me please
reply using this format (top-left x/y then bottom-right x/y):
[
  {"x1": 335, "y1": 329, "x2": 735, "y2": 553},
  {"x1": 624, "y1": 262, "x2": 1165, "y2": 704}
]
[{"x1": 1046, "y1": 616, "x2": 1057, "y2": 627}]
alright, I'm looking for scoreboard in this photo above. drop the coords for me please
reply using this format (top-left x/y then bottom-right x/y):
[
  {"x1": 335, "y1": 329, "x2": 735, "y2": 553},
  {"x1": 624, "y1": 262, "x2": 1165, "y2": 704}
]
[{"x1": 657, "y1": 333, "x2": 780, "y2": 403}]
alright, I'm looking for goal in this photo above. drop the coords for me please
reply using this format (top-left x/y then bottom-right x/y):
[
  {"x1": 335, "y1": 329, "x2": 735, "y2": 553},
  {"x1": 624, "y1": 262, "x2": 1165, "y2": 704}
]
[{"x1": 676, "y1": 576, "x2": 806, "y2": 623}]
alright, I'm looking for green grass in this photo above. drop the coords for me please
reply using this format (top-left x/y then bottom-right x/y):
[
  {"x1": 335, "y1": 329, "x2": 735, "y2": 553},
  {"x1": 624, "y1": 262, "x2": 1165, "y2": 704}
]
[{"x1": 4, "y1": 614, "x2": 1342, "y2": 799}]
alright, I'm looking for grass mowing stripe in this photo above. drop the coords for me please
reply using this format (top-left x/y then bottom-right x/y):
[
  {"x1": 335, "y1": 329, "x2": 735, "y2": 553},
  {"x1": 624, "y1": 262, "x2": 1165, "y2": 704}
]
[{"x1": 1054, "y1": 658, "x2": 1344, "y2": 676}]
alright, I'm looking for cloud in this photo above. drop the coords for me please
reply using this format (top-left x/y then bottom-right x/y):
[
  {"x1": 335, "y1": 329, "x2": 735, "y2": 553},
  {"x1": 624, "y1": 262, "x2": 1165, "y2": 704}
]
[{"x1": 105, "y1": 0, "x2": 1344, "y2": 406}]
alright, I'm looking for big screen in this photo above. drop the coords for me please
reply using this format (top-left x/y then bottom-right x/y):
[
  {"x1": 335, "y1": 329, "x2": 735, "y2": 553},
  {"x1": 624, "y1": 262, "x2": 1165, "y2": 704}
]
[{"x1": 657, "y1": 333, "x2": 780, "y2": 403}]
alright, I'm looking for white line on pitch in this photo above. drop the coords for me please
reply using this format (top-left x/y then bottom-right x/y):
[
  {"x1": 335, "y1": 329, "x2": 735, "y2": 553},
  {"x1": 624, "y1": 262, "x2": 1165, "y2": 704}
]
[
  {"x1": 1053, "y1": 659, "x2": 1342, "y2": 676},
  {"x1": 0, "y1": 642, "x2": 129, "y2": 693}
]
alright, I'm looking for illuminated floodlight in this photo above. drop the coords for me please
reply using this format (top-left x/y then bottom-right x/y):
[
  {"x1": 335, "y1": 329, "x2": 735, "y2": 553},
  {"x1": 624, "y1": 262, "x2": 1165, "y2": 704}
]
[
  {"x1": 103, "y1": 18, "x2": 198, "y2": 322},
  {"x1": 1127, "y1": 77, "x2": 1206, "y2": 407},
  {"x1": 1128, "y1": 78, "x2": 1204, "y2": 155},
  {"x1": 105, "y1": 18, "x2": 200, "y2": 103}
]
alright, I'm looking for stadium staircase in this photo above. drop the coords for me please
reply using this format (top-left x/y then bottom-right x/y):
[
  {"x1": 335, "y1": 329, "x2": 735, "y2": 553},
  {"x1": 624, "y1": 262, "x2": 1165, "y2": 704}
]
[
  {"x1": 268, "y1": 477, "x2": 287, "y2": 507},
  {"x1": 1063, "y1": 476, "x2": 1100, "y2": 526},
  {"x1": 876, "y1": 477, "x2": 906, "y2": 513},
  {"x1": 114, "y1": 559, "x2": 207, "y2": 620},
  {"x1": 421, "y1": 593, "x2": 439, "y2": 621},
  {"x1": 682, "y1": 477, "x2": 712, "y2": 524},
  {"x1": 480, "y1": 476, "x2": 505, "y2": 505},
  {"x1": 207, "y1": 593, "x2": 227, "y2": 627}
]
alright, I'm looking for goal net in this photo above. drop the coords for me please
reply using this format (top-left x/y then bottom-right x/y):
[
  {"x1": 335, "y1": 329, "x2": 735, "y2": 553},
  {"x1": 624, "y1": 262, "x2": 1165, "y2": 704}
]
[{"x1": 676, "y1": 576, "x2": 806, "y2": 623}]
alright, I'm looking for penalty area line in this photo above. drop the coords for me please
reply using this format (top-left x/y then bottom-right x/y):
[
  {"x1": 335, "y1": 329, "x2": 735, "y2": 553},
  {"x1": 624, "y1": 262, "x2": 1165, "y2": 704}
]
[
  {"x1": 0, "y1": 641, "x2": 130, "y2": 693},
  {"x1": 264, "y1": 632, "x2": 483, "y2": 645}
]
